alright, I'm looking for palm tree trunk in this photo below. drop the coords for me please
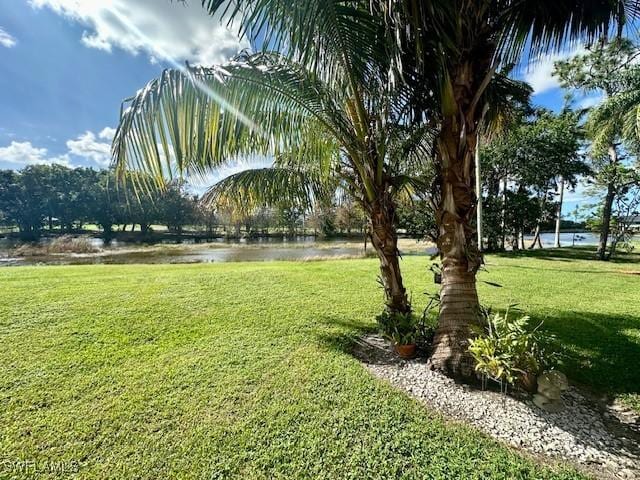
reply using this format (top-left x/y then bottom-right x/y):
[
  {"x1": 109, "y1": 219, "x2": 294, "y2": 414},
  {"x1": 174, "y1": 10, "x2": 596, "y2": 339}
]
[
  {"x1": 430, "y1": 119, "x2": 482, "y2": 378},
  {"x1": 368, "y1": 199, "x2": 410, "y2": 315},
  {"x1": 475, "y1": 135, "x2": 483, "y2": 251}
]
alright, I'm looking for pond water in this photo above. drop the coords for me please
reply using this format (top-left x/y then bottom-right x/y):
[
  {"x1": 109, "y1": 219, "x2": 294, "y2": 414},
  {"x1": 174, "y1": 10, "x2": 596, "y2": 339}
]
[
  {"x1": 0, "y1": 237, "x2": 383, "y2": 267},
  {"x1": 0, "y1": 232, "x2": 610, "y2": 267},
  {"x1": 523, "y1": 231, "x2": 601, "y2": 246}
]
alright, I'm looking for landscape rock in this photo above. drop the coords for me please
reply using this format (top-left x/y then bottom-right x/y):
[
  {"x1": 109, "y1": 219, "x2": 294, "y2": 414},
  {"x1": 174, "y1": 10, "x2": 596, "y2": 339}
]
[
  {"x1": 534, "y1": 370, "x2": 568, "y2": 412},
  {"x1": 538, "y1": 370, "x2": 569, "y2": 392}
]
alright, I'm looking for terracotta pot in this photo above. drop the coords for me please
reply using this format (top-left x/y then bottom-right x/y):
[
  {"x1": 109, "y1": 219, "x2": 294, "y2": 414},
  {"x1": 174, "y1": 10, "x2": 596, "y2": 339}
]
[{"x1": 394, "y1": 343, "x2": 417, "y2": 359}]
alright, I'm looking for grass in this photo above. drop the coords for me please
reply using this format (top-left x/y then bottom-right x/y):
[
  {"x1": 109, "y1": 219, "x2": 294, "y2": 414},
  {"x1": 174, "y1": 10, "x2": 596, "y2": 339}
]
[{"x1": 1, "y1": 248, "x2": 638, "y2": 479}]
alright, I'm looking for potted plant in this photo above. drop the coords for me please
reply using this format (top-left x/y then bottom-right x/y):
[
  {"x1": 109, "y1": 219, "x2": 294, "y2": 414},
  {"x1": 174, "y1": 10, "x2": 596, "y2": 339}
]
[{"x1": 377, "y1": 310, "x2": 419, "y2": 359}]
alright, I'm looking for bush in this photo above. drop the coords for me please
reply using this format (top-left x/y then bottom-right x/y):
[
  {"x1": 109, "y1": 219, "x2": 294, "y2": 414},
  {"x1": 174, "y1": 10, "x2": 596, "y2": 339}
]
[
  {"x1": 48, "y1": 236, "x2": 99, "y2": 254},
  {"x1": 468, "y1": 307, "x2": 559, "y2": 390}
]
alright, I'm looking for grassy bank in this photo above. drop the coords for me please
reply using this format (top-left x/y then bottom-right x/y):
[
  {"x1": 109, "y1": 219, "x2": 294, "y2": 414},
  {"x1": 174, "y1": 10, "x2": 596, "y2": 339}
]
[{"x1": 1, "y1": 248, "x2": 638, "y2": 478}]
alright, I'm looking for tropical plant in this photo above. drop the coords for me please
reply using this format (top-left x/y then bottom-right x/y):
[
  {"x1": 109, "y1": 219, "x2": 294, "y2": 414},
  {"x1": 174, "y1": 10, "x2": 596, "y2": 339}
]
[
  {"x1": 112, "y1": 4, "x2": 435, "y2": 315},
  {"x1": 468, "y1": 307, "x2": 558, "y2": 390},
  {"x1": 378, "y1": 0, "x2": 637, "y2": 376}
]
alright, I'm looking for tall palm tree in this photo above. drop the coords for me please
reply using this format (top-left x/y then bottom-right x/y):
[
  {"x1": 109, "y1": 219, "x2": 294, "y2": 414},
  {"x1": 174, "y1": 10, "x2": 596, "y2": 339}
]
[
  {"x1": 378, "y1": 0, "x2": 638, "y2": 376},
  {"x1": 112, "y1": 7, "x2": 434, "y2": 315}
]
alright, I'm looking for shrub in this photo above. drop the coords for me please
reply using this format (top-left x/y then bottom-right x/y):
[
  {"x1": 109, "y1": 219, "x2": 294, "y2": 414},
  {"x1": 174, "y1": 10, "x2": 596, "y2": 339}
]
[{"x1": 48, "y1": 236, "x2": 99, "y2": 254}]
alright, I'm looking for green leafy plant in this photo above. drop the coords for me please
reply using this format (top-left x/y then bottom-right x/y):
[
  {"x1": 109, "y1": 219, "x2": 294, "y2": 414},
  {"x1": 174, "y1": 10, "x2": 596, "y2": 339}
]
[
  {"x1": 377, "y1": 310, "x2": 419, "y2": 346},
  {"x1": 468, "y1": 306, "x2": 559, "y2": 390}
]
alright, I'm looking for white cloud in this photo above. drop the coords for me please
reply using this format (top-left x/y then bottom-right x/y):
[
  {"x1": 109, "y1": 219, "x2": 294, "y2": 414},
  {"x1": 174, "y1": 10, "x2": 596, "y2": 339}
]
[
  {"x1": 29, "y1": 0, "x2": 247, "y2": 65},
  {"x1": 0, "y1": 142, "x2": 71, "y2": 166},
  {"x1": 98, "y1": 127, "x2": 116, "y2": 140},
  {"x1": 0, "y1": 27, "x2": 17, "y2": 48},
  {"x1": 66, "y1": 130, "x2": 113, "y2": 166},
  {"x1": 524, "y1": 46, "x2": 585, "y2": 95},
  {"x1": 0, "y1": 127, "x2": 116, "y2": 168}
]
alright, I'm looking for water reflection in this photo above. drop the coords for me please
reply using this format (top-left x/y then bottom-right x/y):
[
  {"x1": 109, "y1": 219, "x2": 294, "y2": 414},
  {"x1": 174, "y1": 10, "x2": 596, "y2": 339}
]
[
  {"x1": 0, "y1": 232, "x2": 608, "y2": 267},
  {"x1": 0, "y1": 237, "x2": 377, "y2": 267}
]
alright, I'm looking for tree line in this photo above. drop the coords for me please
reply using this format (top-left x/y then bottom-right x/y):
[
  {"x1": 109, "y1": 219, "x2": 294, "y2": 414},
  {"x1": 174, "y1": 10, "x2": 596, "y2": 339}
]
[{"x1": 0, "y1": 164, "x2": 379, "y2": 240}]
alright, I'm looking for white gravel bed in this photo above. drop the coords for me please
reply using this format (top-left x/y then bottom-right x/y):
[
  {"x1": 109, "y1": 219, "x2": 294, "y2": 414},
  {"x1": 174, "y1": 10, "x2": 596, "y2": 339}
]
[{"x1": 357, "y1": 335, "x2": 640, "y2": 479}]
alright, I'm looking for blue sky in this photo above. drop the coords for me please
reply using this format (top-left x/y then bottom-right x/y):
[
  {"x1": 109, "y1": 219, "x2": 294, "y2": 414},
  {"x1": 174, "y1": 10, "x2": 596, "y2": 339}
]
[{"x1": 0, "y1": 1, "x2": 603, "y2": 213}]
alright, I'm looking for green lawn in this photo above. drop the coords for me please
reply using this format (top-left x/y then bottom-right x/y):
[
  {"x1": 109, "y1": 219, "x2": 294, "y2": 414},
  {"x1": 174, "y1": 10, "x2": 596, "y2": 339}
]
[{"x1": 1, "y1": 248, "x2": 638, "y2": 479}]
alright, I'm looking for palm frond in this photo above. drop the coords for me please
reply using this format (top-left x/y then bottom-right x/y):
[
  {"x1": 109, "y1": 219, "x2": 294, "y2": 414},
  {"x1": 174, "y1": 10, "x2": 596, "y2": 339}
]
[
  {"x1": 498, "y1": 0, "x2": 639, "y2": 64},
  {"x1": 201, "y1": 0, "x2": 389, "y2": 90},
  {"x1": 586, "y1": 96, "x2": 627, "y2": 155},
  {"x1": 112, "y1": 52, "x2": 347, "y2": 187},
  {"x1": 202, "y1": 167, "x2": 333, "y2": 213},
  {"x1": 481, "y1": 70, "x2": 533, "y2": 138}
]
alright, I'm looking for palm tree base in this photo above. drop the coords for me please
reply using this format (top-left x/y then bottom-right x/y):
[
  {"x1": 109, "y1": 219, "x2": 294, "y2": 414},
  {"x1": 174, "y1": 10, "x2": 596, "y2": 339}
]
[{"x1": 428, "y1": 265, "x2": 479, "y2": 379}]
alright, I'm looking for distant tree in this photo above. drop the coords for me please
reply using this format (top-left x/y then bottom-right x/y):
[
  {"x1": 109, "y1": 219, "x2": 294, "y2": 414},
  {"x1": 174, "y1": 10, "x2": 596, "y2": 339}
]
[
  {"x1": 396, "y1": 198, "x2": 436, "y2": 241},
  {"x1": 0, "y1": 167, "x2": 47, "y2": 239},
  {"x1": 89, "y1": 170, "x2": 121, "y2": 237},
  {"x1": 307, "y1": 199, "x2": 336, "y2": 238},
  {"x1": 480, "y1": 109, "x2": 587, "y2": 250},
  {"x1": 335, "y1": 199, "x2": 364, "y2": 235},
  {"x1": 275, "y1": 202, "x2": 303, "y2": 237},
  {"x1": 117, "y1": 178, "x2": 162, "y2": 234},
  {"x1": 158, "y1": 182, "x2": 198, "y2": 234},
  {"x1": 556, "y1": 38, "x2": 640, "y2": 260},
  {"x1": 195, "y1": 203, "x2": 218, "y2": 237}
]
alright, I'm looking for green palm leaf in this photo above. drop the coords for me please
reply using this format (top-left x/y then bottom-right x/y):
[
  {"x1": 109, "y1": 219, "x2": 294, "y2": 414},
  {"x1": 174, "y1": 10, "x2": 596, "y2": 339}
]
[
  {"x1": 203, "y1": 167, "x2": 334, "y2": 214},
  {"x1": 112, "y1": 52, "x2": 349, "y2": 187}
]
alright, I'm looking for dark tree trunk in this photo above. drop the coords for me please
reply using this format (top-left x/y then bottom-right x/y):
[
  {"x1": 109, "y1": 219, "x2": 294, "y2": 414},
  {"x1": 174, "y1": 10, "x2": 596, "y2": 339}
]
[
  {"x1": 529, "y1": 196, "x2": 546, "y2": 249},
  {"x1": 528, "y1": 225, "x2": 542, "y2": 249},
  {"x1": 500, "y1": 177, "x2": 507, "y2": 251},
  {"x1": 597, "y1": 183, "x2": 615, "y2": 261},
  {"x1": 367, "y1": 197, "x2": 410, "y2": 315},
  {"x1": 598, "y1": 145, "x2": 619, "y2": 261}
]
